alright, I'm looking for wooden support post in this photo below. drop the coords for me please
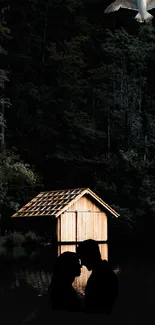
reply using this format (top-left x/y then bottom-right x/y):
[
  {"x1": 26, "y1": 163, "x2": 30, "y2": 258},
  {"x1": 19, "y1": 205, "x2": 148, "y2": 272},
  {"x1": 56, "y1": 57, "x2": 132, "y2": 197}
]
[
  {"x1": 75, "y1": 210, "x2": 78, "y2": 251},
  {"x1": 60, "y1": 215, "x2": 61, "y2": 243}
]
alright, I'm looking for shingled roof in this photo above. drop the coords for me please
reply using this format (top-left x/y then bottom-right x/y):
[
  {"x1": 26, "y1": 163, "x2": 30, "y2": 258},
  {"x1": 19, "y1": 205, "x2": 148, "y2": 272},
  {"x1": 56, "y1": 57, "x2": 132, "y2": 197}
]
[{"x1": 11, "y1": 187, "x2": 120, "y2": 218}]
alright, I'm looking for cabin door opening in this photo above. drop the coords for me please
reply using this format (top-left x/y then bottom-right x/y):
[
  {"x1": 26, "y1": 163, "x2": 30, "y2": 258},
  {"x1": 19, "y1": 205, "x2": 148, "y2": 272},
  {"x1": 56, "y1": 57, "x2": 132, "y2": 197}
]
[
  {"x1": 60, "y1": 211, "x2": 107, "y2": 243},
  {"x1": 77, "y1": 211, "x2": 107, "y2": 242}
]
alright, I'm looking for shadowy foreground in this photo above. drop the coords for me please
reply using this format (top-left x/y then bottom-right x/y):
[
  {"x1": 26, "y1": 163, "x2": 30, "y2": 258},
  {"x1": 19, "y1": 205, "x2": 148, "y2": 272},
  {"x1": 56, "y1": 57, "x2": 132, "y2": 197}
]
[{"x1": 1, "y1": 254, "x2": 155, "y2": 325}]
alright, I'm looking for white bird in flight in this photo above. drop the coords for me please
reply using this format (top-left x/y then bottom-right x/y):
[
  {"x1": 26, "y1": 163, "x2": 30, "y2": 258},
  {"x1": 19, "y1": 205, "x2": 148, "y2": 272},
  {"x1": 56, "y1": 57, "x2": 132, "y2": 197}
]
[{"x1": 104, "y1": 0, "x2": 155, "y2": 23}]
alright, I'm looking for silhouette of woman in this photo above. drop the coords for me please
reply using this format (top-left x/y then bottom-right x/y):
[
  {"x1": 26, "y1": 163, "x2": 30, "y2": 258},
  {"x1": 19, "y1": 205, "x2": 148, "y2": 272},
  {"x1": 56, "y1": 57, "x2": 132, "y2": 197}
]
[{"x1": 48, "y1": 251, "x2": 83, "y2": 312}]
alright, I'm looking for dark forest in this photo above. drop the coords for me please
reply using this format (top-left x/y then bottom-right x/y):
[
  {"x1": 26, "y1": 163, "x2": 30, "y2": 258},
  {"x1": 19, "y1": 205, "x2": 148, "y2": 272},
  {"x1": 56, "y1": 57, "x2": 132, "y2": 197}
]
[{"x1": 1, "y1": 0, "x2": 155, "y2": 253}]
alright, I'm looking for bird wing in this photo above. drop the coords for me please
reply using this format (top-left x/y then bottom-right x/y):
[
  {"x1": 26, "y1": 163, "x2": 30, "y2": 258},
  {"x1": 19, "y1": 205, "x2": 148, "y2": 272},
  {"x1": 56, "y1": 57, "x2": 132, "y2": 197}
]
[
  {"x1": 147, "y1": 0, "x2": 155, "y2": 10},
  {"x1": 104, "y1": 0, "x2": 138, "y2": 13}
]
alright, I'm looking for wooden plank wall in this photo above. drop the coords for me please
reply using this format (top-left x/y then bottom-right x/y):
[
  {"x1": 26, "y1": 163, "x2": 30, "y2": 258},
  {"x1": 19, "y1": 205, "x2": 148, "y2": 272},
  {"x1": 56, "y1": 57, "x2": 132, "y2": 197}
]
[
  {"x1": 76, "y1": 211, "x2": 107, "y2": 241},
  {"x1": 58, "y1": 244, "x2": 76, "y2": 255},
  {"x1": 60, "y1": 212, "x2": 76, "y2": 242},
  {"x1": 57, "y1": 217, "x2": 61, "y2": 242},
  {"x1": 60, "y1": 195, "x2": 107, "y2": 242},
  {"x1": 99, "y1": 243, "x2": 108, "y2": 260}
]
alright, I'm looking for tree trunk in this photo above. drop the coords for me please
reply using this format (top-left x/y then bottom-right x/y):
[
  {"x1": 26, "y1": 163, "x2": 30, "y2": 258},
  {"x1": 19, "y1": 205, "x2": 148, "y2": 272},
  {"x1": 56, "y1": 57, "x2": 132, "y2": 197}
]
[
  {"x1": 107, "y1": 106, "x2": 110, "y2": 158},
  {"x1": 144, "y1": 134, "x2": 147, "y2": 162},
  {"x1": 40, "y1": 2, "x2": 48, "y2": 78},
  {"x1": 0, "y1": 97, "x2": 5, "y2": 151}
]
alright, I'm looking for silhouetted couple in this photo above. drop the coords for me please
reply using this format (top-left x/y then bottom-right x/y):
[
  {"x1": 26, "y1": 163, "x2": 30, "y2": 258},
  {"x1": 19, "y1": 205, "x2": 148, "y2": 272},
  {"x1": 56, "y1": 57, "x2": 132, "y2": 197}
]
[{"x1": 49, "y1": 239, "x2": 118, "y2": 314}]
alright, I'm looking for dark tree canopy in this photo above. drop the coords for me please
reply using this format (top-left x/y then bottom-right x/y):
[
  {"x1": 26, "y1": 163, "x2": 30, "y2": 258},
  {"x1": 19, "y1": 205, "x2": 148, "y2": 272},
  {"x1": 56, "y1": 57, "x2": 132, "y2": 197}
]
[{"x1": 1, "y1": 0, "x2": 155, "y2": 248}]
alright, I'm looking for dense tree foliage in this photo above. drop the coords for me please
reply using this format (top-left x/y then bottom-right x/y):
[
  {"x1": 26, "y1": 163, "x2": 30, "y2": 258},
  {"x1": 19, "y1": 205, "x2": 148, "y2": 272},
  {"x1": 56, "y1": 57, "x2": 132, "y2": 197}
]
[
  {"x1": 0, "y1": 5, "x2": 42, "y2": 233},
  {"x1": 1, "y1": 0, "x2": 155, "y2": 246}
]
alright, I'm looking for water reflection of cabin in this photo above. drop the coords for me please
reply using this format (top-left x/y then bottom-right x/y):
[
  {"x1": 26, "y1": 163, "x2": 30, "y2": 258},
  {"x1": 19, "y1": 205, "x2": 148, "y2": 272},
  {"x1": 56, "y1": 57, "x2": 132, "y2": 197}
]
[{"x1": 10, "y1": 187, "x2": 119, "y2": 256}]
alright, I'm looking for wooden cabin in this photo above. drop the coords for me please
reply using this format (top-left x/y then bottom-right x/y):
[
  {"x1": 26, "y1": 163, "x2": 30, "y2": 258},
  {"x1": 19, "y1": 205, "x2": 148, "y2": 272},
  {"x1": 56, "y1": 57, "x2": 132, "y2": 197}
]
[{"x1": 10, "y1": 187, "x2": 119, "y2": 244}]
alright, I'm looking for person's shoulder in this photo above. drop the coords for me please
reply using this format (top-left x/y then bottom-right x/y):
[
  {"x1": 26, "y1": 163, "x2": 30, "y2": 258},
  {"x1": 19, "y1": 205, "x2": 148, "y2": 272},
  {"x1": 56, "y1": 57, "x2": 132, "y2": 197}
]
[
  {"x1": 100, "y1": 259, "x2": 110, "y2": 270},
  {"x1": 100, "y1": 260, "x2": 116, "y2": 277},
  {"x1": 101, "y1": 260, "x2": 114, "y2": 270},
  {"x1": 102, "y1": 259, "x2": 108, "y2": 265}
]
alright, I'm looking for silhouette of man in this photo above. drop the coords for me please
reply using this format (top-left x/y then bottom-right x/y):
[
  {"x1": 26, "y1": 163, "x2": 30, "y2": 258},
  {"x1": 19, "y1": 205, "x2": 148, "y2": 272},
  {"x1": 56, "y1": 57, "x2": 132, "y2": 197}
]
[
  {"x1": 48, "y1": 251, "x2": 83, "y2": 312},
  {"x1": 77, "y1": 239, "x2": 118, "y2": 314}
]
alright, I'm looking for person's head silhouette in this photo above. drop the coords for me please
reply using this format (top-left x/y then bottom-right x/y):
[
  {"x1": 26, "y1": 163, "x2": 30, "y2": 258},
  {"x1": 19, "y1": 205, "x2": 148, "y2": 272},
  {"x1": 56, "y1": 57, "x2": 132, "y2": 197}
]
[
  {"x1": 52, "y1": 251, "x2": 82, "y2": 285},
  {"x1": 77, "y1": 239, "x2": 102, "y2": 271},
  {"x1": 49, "y1": 251, "x2": 83, "y2": 312}
]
